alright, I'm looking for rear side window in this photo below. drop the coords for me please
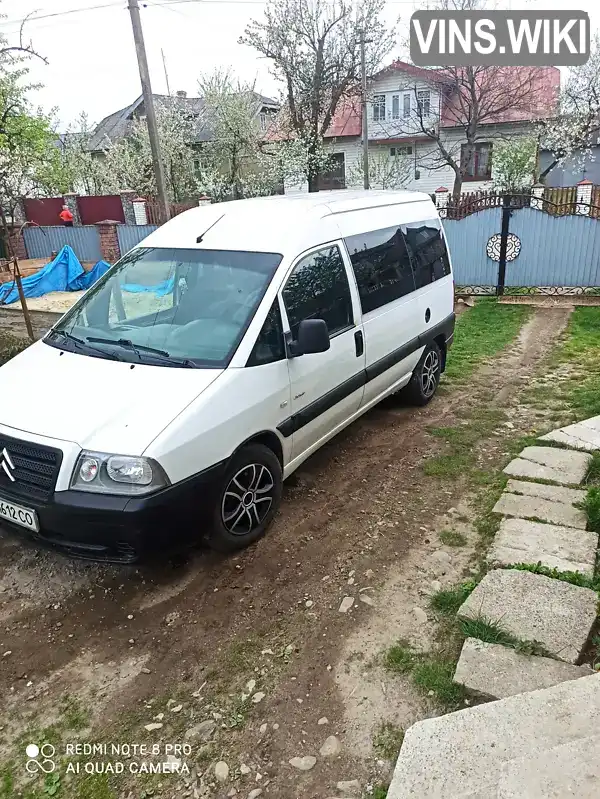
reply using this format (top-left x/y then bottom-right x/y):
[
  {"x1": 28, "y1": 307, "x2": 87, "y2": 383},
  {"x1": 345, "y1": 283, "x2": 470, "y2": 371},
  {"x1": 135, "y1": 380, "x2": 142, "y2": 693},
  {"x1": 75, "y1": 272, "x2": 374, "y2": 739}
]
[
  {"x1": 344, "y1": 226, "x2": 415, "y2": 314},
  {"x1": 247, "y1": 301, "x2": 285, "y2": 366},
  {"x1": 282, "y1": 245, "x2": 353, "y2": 337},
  {"x1": 403, "y1": 219, "x2": 451, "y2": 289}
]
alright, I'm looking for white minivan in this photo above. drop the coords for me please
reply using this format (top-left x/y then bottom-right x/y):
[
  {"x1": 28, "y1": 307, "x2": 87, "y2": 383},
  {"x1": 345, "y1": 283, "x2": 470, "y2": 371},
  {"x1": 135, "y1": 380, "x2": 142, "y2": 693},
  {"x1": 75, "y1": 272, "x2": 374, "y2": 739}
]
[{"x1": 0, "y1": 191, "x2": 454, "y2": 562}]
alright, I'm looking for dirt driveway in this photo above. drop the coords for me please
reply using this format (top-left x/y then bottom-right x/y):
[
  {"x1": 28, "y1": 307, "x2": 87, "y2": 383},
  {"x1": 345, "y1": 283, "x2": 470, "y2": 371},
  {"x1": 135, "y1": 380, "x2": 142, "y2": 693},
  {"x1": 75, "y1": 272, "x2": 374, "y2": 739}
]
[{"x1": 0, "y1": 306, "x2": 573, "y2": 799}]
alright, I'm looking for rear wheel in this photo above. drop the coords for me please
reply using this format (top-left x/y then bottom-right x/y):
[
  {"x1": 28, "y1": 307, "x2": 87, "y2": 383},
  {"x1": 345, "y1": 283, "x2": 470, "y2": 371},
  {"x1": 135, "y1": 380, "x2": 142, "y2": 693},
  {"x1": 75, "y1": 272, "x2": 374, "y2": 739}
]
[
  {"x1": 207, "y1": 444, "x2": 282, "y2": 552},
  {"x1": 403, "y1": 342, "x2": 442, "y2": 406}
]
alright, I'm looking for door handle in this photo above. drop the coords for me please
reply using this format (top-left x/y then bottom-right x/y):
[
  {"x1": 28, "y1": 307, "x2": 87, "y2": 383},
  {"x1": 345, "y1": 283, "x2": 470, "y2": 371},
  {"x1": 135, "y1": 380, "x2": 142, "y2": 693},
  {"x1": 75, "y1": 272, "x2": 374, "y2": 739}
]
[{"x1": 354, "y1": 330, "x2": 364, "y2": 357}]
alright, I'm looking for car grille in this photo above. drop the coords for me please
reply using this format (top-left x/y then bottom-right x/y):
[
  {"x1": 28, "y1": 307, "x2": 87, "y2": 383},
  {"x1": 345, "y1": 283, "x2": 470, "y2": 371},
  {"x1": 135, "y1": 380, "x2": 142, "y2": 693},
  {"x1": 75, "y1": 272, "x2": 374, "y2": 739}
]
[{"x1": 0, "y1": 433, "x2": 62, "y2": 502}]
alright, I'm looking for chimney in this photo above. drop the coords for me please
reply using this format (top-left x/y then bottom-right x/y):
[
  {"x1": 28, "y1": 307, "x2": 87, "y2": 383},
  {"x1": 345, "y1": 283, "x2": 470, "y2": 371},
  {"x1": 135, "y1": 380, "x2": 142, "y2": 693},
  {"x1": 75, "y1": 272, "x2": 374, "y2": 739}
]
[{"x1": 176, "y1": 90, "x2": 187, "y2": 98}]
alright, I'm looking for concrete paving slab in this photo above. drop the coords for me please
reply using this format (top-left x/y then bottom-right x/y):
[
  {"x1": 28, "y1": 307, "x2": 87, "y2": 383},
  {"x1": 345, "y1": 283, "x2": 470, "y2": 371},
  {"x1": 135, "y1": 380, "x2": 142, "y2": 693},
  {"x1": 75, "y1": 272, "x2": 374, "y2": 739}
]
[
  {"x1": 541, "y1": 416, "x2": 600, "y2": 452},
  {"x1": 387, "y1": 673, "x2": 600, "y2": 799},
  {"x1": 453, "y1": 638, "x2": 593, "y2": 700},
  {"x1": 457, "y1": 569, "x2": 597, "y2": 663},
  {"x1": 505, "y1": 479, "x2": 586, "y2": 505},
  {"x1": 487, "y1": 518, "x2": 598, "y2": 576},
  {"x1": 498, "y1": 734, "x2": 600, "y2": 798},
  {"x1": 492, "y1": 492, "x2": 587, "y2": 528},
  {"x1": 503, "y1": 446, "x2": 591, "y2": 485}
]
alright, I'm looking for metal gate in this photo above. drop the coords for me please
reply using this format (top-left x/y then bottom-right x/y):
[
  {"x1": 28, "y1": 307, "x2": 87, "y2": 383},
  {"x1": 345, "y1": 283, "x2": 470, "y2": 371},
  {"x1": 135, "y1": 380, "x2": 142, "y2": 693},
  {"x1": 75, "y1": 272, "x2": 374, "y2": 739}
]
[{"x1": 443, "y1": 192, "x2": 600, "y2": 294}]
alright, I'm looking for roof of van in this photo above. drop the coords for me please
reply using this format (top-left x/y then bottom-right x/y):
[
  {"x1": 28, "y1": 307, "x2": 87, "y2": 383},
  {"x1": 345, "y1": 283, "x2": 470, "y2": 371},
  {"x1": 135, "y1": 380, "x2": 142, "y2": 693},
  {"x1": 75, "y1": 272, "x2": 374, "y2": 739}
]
[{"x1": 138, "y1": 190, "x2": 435, "y2": 255}]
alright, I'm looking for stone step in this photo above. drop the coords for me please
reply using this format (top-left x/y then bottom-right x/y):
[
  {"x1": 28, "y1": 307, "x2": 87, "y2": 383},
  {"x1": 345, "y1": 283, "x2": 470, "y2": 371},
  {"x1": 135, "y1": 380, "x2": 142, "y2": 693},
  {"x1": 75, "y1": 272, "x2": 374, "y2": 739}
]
[
  {"x1": 497, "y1": 733, "x2": 600, "y2": 798},
  {"x1": 492, "y1": 492, "x2": 587, "y2": 529},
  {"x1": 503, "y1": 446, "x2": 592, "y2": 486},
  {"x1": 457, "y1": 569, "x2": 597, "y2": 664},
  {"x1": 505, "y1": 478, "x2": 586, "y2": 506},
  {"x1": 453, "y1": 638, "x2": 593, "y2": 700},
  {"x1": 541, "y1": 416, "x2": 600, "y2": 452},
  {"x1": 487, "y1": 518, "x2": 598, "y2": 577},
  {"x1": 387, "y1": 673, "x2": 600, "y2": 799}
]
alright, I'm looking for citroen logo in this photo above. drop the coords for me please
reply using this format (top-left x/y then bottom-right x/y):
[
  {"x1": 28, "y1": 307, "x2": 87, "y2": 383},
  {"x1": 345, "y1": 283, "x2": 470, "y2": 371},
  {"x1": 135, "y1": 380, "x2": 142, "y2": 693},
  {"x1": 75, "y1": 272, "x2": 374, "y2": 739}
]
[{"x1": 0, "y1": 448, "x2": 16, "y2": 482}]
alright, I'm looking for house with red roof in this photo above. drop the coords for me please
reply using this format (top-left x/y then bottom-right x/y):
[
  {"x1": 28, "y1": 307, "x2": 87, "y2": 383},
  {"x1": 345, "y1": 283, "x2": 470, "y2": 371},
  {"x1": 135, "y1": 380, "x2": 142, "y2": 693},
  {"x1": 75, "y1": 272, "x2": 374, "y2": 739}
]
[{"x1": 285, "y1": 60, "x2": 560, "y2": 194}]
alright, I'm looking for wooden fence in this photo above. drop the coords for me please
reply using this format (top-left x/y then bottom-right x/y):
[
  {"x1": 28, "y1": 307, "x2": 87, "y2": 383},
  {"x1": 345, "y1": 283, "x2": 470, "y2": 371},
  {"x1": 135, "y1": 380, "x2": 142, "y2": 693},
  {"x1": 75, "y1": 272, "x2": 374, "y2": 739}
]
[{"x1": 145, "y1": 200, "x2": 197, "y2": 225}]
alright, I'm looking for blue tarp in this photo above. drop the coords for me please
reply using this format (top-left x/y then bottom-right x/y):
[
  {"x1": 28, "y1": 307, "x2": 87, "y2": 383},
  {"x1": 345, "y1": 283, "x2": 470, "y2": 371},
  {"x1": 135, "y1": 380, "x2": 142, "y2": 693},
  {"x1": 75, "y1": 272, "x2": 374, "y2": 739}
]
[{"x1": 0, "y1": 246, "x2": 111, "y2": 305}]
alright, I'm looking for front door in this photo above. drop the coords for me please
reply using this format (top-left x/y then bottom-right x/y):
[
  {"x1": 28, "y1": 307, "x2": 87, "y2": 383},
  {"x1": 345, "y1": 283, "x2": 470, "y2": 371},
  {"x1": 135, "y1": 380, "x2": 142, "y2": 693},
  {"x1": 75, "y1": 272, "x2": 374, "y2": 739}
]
[{"x1": 279, "y1": 244, "x2": 365, "y2": 461}]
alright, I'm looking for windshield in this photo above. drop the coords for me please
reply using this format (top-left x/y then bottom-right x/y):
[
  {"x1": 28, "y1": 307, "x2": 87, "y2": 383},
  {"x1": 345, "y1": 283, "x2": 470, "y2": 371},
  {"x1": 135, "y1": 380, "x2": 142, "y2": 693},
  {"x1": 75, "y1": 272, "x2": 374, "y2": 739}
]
[{"x1": 47, "y1": 247, "x2": 283, "y2": 367}]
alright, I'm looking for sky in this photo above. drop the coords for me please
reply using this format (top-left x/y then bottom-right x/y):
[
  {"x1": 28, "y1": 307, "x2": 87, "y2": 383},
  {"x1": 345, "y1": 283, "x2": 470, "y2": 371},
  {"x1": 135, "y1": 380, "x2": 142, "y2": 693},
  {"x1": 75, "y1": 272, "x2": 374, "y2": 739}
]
[{"x1": 0, "y1": 0, "x2": 599, "y2": 130}]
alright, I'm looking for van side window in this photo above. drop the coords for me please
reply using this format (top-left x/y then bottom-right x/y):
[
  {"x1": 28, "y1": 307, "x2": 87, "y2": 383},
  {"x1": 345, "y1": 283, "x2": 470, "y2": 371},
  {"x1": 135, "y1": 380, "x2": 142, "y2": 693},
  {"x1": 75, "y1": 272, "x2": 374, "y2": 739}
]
[
  {"x1": 344, "y1": 226, "x2": 415, "y2": 314},
  {"x1": 247, "y1": 301, "x2": 285, "y2": 366},
  {"x1": 283, "y1": 246, "x2": 353, "y2": 338},
  {"x1": 403, "y1": 219, "x2": 451, "y2": 289}
]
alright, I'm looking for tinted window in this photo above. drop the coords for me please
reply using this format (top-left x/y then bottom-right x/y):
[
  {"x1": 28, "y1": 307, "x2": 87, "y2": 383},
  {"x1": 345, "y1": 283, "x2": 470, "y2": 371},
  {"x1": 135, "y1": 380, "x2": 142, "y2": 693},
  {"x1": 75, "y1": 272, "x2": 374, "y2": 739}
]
[
  {"x1": 344, "y1": 226, "x2": 415, "y2": 313},
  {"x1": 283, "y1": 246, "x2": 353, "y2": 338},
  {"x1": 247, "y1": 301, "x2": 285, "y2": 366},
  {"x1": 403, "y1": 219, "x2": 451, "y2": 289}
]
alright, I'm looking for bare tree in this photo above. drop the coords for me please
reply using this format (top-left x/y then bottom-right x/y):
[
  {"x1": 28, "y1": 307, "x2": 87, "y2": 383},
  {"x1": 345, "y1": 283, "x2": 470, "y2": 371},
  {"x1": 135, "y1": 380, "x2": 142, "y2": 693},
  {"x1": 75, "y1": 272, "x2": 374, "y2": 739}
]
[{"x1": 241, "y1": 0, "x2": 394, "y2": 192}]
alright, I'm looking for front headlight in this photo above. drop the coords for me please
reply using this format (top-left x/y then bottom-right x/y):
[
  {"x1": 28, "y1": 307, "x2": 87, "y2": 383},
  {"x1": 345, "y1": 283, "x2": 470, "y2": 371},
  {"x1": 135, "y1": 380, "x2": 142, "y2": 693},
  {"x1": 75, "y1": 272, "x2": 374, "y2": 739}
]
[{"x1": 71, "y1": 451, "x2": 169, "y2": 496}]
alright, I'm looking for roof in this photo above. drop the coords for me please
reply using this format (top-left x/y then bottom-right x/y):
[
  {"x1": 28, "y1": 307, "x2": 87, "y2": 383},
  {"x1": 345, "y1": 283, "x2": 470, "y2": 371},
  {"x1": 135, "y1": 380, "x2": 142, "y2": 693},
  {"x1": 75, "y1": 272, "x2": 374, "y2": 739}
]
[
  {"x1": 88, "y1": 92, "x2": 279, "y2": 151},
  {"x1": 138, "y1": 190, "x2": 432, "y2": 255},
  {"x1": 372, "y1": 59, "x2": 450, "y2": 85}
]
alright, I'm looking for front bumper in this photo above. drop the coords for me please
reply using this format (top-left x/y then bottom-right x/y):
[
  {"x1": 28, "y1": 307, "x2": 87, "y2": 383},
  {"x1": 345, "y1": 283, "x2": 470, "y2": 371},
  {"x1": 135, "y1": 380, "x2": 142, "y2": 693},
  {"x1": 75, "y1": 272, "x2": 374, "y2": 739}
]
[{"x1": 0, "y1": 462, "x2": 226, "y2": 563}]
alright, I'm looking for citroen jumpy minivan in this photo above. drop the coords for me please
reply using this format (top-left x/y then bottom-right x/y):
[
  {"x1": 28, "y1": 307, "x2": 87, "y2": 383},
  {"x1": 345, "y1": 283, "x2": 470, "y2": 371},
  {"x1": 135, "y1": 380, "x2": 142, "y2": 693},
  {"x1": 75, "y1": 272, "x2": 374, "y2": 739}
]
[{"x1": 0, "y1": 191, "x2": 454, "y2": 562}]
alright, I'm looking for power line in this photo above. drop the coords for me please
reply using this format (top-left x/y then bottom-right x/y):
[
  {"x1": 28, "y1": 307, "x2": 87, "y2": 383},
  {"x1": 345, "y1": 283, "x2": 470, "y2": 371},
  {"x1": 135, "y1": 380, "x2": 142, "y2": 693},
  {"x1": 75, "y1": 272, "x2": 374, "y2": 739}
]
[{"x1": 0, "y1": 2, "x2": 126, "y2": 29}]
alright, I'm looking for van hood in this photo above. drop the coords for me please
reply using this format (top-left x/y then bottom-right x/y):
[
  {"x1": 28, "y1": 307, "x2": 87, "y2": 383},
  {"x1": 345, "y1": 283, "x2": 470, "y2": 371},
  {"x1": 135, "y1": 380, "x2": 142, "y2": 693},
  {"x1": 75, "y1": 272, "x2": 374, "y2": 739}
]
[{"x1": 0, "y1": 341, "x2": 222, "y2": 455}]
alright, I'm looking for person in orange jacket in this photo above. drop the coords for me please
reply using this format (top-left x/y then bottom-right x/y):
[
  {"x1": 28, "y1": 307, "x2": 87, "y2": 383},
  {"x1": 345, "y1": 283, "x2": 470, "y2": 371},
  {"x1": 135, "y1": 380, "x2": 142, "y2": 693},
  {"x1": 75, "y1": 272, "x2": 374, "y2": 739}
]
[{"x1": 59, "y1": 205, "x2": 74, "y2": 226}]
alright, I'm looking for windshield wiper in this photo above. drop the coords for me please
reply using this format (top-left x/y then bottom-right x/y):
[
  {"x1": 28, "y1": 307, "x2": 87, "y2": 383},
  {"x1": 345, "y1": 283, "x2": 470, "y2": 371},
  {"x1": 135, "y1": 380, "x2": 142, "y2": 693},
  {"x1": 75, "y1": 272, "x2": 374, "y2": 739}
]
[
  {"x1": 86, "y1": 337, "x2": 196, "y2": 368},
  {"x1": 51, "y1": 330, "x2": 124, "y2": 361}
]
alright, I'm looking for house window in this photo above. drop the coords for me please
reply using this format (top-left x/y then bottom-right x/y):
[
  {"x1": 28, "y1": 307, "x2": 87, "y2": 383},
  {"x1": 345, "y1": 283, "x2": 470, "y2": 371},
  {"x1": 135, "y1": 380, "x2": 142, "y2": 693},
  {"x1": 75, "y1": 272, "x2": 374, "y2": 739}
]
[
  {"x1": 461, "y1": 142, "x2": 492, "y2": 180},
  {"x1": 403, "y1": 93, "x2": 411, "y2": 118},
  {"x1": 417, "y1": 90, "x2": 431, "y2": 117},
  {"x1": 390, "y1": 146, "x2": 413, "y2": 157},
  {"x1": 318, "y1": 153, "x2": 345, "y2": 190},
  {"x1": 373, "y1": 94, "x2": 386, "y2": 122},
  {"x1": 392, "y1": 95, "x2": 400, "y2": 120},
  {"x1": 259, "y1": 112, "x2": 267, "y2": 131}
]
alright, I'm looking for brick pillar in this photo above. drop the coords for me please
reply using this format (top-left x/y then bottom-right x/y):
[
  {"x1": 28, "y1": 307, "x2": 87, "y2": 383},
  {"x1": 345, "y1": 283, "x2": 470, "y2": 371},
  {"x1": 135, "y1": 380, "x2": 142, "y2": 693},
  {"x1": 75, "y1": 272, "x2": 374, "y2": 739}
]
[
  {"x1": 435, "y1": 186, "x2": 450, "y2": 218},
  {"x1": 7, "y1": 227, "x2": 27, "y2": 259},
  {"x1": 96, "y1": 220, "x2": 121, "y2": 263},
  {"x1": 120, "y1": 190, "x2": 136, "y2": 225},
  {"x1": 530, "y1": 183, "x2": 544, "y2": 210},
  {"x1": 132, "y1": 197, "x2": 148, "y2": 225},
  {"x1": 63, "y1": 193, "x2": 81, "y2": 225},
  {"x1": 576, "y1": 179, "x2": 593, "y2": 215},
  {"x1": 198, "y1": 195, "x2": 211, "y2": 206}
]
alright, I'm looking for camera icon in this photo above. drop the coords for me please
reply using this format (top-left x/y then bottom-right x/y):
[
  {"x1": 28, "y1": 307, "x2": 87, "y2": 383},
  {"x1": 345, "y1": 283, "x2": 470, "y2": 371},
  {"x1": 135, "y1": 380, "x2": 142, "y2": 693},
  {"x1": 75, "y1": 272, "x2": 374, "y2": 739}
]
[{"x1": 25, "y1": 743, "x2": 56, "y2": 774}]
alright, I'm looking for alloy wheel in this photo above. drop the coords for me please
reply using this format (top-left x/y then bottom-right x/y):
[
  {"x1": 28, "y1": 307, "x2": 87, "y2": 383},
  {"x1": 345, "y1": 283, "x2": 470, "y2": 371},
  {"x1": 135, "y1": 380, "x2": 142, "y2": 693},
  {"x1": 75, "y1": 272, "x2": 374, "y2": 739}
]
[
  {"x1": 421, "y1": 349, "x2": 440, "y2": 398},
  {"x1": 221, "y1": 463, "x2": 275, "y2": 535}
]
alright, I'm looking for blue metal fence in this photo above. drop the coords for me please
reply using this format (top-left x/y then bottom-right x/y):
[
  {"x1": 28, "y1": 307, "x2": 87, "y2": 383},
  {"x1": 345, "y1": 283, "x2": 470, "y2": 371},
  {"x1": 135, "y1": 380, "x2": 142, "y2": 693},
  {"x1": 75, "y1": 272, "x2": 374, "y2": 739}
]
[
  {"x1": 117, "y1": 225, "x2": 158, "y2": 255},
  {"x1": 443, "y1": 208, "x2": 502, "y2": 287},
  {"x1": 507, "y1": 208, "x2": 600, "y2": 286},
  {"x1": 23, "y1": 225, "x2": 102, "y2": 263}
]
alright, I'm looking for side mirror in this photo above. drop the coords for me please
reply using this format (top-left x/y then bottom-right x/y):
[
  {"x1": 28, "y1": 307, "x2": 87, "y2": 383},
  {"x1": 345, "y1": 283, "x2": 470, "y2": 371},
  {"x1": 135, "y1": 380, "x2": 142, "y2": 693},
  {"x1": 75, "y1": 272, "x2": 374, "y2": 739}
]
[{"x1": 295, "y1": 319, "x2": 330, "y2": 355}]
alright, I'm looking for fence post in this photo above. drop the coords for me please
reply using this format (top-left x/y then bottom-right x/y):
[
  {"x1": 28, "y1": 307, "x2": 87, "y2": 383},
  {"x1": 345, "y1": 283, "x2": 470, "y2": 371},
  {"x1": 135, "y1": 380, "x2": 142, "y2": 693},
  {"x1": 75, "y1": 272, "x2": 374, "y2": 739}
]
[
  {"x1": 435, "y1": 186, "x2": 450, "y2": 218},
  {"x1": 132, "y1": 197, "x2": 148, "y2": 225},
  {"x1": 95, "y1": 220, "x2": 121, "y2": 263},
  {"x1": 63, "y1": 193, "x2": 81, "y2": 225},
  {"x1": 496, "y1": 194, "x2": 512, "y2": 297},
  {"x1": 576, "y1": 179, "x2": 593, "y2": 215},
  {"x1": 120, "y1": 190, "x2": 137, "y2": 225},
  {"x1": 530, "y1": 183, "x2": 544, "y2": 210}
]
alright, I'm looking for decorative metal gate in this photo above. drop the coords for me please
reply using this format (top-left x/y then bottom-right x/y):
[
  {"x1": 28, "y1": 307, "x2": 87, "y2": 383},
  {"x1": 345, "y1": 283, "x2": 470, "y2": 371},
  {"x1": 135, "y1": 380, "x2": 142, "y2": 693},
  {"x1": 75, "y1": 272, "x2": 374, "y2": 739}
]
[{"x1": 442, "y1": 189, "x2": 600, "y2": 294}]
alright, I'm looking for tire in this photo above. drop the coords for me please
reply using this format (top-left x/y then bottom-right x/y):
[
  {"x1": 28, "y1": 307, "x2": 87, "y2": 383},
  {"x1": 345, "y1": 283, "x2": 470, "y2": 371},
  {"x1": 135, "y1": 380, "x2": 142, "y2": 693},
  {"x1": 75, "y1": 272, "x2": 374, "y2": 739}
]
[
  {"x1": 207, "y1": 443, "x2": 283, "y2": 553},
  {"x1": 403, "y1": 342, "x2": 442, "y2": 406}
]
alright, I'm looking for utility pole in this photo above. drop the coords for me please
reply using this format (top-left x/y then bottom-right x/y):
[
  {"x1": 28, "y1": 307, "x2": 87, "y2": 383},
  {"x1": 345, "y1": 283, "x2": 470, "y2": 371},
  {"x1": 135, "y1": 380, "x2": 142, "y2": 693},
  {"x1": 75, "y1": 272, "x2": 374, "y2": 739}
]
[
  {"x1": 161, "y1": 48, "x2": 171, "y2": 97},
  {"x1": 127, "y1": 0, "x2": 170, "y2": 224},
  {"x1": 360, "y1": 29, "x2": 370, "y2": 190}
]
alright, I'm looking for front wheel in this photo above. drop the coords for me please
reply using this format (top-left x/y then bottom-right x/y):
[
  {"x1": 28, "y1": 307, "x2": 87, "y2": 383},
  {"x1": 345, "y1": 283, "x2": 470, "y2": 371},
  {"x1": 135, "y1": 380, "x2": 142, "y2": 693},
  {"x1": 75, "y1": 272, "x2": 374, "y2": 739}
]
[
  {"x1": 403, "y1": 342, "x2": 442, "y2": 406},
  {"x1": 207, "y1": 444, "x2": 283, "y2": 552}
]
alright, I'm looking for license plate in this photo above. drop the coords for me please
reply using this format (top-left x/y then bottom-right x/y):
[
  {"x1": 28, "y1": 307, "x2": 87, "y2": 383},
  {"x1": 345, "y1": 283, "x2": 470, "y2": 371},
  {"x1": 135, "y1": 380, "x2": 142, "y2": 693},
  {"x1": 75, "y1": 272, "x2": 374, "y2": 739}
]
[{"x1": 0, "y1": 496, "x2": 39, "y2": 532}]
